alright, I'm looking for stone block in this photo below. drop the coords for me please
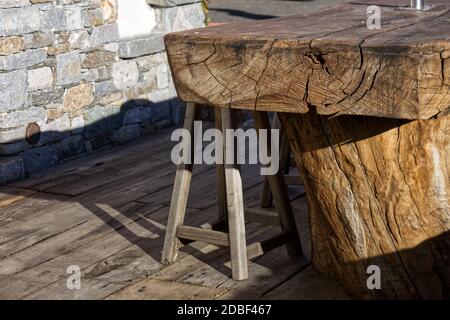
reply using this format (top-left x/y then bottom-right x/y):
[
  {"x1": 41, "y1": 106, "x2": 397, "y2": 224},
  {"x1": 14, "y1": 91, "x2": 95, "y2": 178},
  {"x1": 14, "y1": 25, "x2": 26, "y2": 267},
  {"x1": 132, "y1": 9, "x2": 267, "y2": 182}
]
[
  {"x1": 113, "y1": 124, "x2": 141, "y2": 145},
  {"x1": 135, "y1": 75, "x2": 157, "y2": 94},
  {"x1": 90, "y1": 23, "x2": 119, "y2": 46},
  {"x1": 94, "y1": 80, "x2": 116, "y2": 97},
  {"x1": 156, "y1": 63, "x2": 169, "y2": 89},
  {"x1": 81, "y1": 68, "x2": 99, "y2": 82},
  {"x1": 0, "y1": 107, "x2": 46, "y2": 128},
  {"x1": 97, "y1": 65, "x2": 111, "y2": 80},
  {"x1": 0, "y1": 156, "x2": 24, "y2": 185},
  {"x1": 0, "y1": 126, "x2": 26, "y2": 144},
  {"x1": 0, "y1": 69, "x2": 27, "y2": 112},
  {"x1": 103, "y1": 42, "x2": 119, "y2": 52},
  {"x1": 68, "y1": 30, "x2": 90, "y2": 50},
  {"x1": 81, "y1": 50, "x2": 116, "y2": 68},
  {"x1": 20, "y1": 144, "x2": 59, "y2": 175},
  {"x1": 112, "y1": 60, "x2": 139, "y2": 90},
  {"x1": 47, "y1": 32, "x2": 71, "y2": 55},
  {"x1": 28, "y1": 67, "x2": 53, "y2": 91},
  {"x1": 39, "y1": 114, "x2": 71, "y2": 145},
  {"x1": 0, "y1": 48, "x2": 47, "y2": 71},
  {"x1": 65, "y1": 5, "x2": 83, "y2": 31},
  {"x1": 63, "y1": 83, "x2": 94, "y2": 113},
  {"x1": 57, "y1": 135, "x2": 85, "y2": 159},
  {"x1": 45, "y1": 103, "x2": 64, "y2": 120},
  {"x1": 118, "y1": 33, "x2": 164, "y2": 58},
  {"x1": 123, "y1": 106, "x2": 152, "y2": 125},
  {"x1": 0, "y1": 36, "x2": 23, "y2": 55},
  {"x1": 95, "y1": 91, "x2": 122, "y2": 106},
  {"x1": 56, "y1": 51, "x2": 81, "y2": 86},
  {"x1": 30, "y1": 87, "x2": 64, "y2": 106},
  {"x1": 83, "y1": 104, "x2": 122, "y2": 139},
  {"x1": 70, "y1": 116, "x2": 84, "y2": 134},
  {"x1": 0, "y1": 6, "x2": 40, "y2": 36},
  {"x1": 148, "y1": 88, "x2": 171, "y2": 121},
  {"x1": 81, "y1": 8, "x2": 103, "y2": 28},
  {"x1": 40, "y1": 6, "x2": 66, "y2": 32},
  {"x1": 23, "y1": 31, "x2": 55, "y2": 49},
  {"x1": 0, "y1": 0, "x2": 30, "y2": 8},
  {"x1": 136, "y1": 51, "x2": 165, "y2": 71},
  {"x1": 100, "y1": 0, "x2": 118, "y2": 24},
  {"x1": 0, "y1": 141, "x2": 29, "y2": 156}
]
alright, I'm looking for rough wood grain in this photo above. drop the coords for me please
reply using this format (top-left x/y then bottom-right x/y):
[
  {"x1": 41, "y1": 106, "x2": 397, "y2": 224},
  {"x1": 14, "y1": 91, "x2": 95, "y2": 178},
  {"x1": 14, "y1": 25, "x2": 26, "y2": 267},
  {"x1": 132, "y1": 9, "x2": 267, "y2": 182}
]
[
  {"x1": 165, "y1": 0, "x2": 450, "y2": 119},
  {"x1": 280, "y1": 110, "x2": 450, "y2": 299}
]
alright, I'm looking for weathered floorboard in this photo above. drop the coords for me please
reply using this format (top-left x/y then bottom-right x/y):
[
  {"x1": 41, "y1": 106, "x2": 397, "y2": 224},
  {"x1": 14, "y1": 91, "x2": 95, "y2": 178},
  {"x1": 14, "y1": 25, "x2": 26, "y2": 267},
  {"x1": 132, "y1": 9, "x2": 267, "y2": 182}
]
[
  {"x1": 262, "y1": 266, "x2": 351, "y2": 300},
  {"x1": 0, "y1": 128, "x2": 348, "y2": 300}
]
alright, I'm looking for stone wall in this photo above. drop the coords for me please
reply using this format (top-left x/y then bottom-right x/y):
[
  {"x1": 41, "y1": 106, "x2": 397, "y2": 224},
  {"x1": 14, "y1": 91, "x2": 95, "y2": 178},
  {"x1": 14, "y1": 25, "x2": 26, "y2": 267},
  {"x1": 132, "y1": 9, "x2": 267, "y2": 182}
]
[{"x1": 0, "y1": 0, "x2": 205, "y2": 184}]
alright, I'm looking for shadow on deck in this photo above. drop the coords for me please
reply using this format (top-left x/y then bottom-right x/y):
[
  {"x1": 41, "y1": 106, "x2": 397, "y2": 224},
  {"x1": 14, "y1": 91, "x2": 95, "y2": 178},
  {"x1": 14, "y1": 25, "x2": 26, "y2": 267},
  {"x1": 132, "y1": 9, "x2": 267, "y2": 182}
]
[{"x1": 0, "y1": 126, "x2": 350, "y2": 300}]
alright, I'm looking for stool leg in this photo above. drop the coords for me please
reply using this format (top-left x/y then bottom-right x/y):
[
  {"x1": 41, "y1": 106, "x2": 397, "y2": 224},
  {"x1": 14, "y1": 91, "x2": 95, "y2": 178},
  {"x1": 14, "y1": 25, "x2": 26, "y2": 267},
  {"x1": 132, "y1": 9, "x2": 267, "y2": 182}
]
[
  {"x1": 222, "y1": 107, "x2": 248, "y2": 281},
  {"x1": 162, "y1": 102, "x2": 197, "y2": 265},
  {"x1": 215, "y1": 108, "x2": 228, "y2": 225},
  {"x1": 280, "y1": 134, "x2": 291, "y2": 174},
  {"x1": 260, "y1": 178, "x2": 273, "y2": 208},
  {"x1": 261, "y1": 114, "x2": 282, "y2": 208},
  {"x1": 253, "y1": 111, "x2": 303, "y2": 256}
]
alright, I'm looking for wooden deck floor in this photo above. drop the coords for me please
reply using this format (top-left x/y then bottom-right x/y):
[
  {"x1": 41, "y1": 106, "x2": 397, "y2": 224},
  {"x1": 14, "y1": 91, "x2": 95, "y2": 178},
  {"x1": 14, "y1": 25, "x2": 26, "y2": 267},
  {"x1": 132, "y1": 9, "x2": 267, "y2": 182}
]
[{"x1": 0, "y1": 127, "x2": 350, "y2": 300}]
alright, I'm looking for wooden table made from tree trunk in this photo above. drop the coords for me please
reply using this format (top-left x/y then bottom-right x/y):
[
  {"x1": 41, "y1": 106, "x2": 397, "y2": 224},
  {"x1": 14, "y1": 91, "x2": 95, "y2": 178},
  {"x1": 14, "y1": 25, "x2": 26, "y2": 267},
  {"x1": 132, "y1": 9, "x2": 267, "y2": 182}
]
[{"x1": 164, "y1": 0, "x2": 450, "y2": 299}]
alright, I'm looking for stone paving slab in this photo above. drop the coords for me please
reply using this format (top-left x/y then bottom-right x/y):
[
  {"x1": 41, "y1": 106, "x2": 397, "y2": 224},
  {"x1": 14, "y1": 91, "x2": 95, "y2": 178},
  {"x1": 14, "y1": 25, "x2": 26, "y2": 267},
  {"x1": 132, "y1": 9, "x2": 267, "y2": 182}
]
[{"x1": 209, "y1": 0, "x2": 347, "y2": 22}]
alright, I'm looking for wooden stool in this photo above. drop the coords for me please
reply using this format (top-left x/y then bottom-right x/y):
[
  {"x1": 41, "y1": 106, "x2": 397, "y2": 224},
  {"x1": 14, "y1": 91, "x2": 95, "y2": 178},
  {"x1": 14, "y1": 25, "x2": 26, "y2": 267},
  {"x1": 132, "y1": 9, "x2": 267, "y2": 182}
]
[
  {"x1": 161, "y1": 103, "x2": 303, "y2": 281},
  {"x1": 261, "y1": 113, "x2": 303, "y2": 208}
]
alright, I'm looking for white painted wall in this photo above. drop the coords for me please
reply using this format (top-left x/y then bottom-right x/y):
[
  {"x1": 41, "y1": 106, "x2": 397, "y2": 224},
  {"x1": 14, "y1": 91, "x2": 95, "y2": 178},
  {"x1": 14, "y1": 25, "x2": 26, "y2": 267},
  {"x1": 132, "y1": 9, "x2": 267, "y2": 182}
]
[{"x1": 116, "y1": 0, "x2": 157, "y2": 38}]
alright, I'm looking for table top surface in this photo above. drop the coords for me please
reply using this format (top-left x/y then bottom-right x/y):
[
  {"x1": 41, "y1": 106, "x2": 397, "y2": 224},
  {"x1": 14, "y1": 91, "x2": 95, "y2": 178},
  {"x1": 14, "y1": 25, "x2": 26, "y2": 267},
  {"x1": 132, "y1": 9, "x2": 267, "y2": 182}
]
[{"x1": 165, "y1": 0, "x2": 450, "y2": 119}]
